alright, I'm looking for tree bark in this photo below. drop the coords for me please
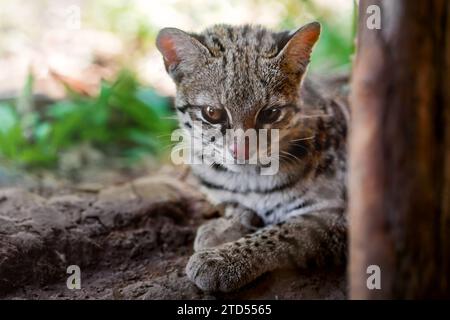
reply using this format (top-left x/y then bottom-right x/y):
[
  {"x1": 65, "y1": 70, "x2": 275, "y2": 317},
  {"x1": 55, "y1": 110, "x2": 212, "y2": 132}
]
[{"x1": 349, "y1": 0, "x2": 450, "y2": 299}]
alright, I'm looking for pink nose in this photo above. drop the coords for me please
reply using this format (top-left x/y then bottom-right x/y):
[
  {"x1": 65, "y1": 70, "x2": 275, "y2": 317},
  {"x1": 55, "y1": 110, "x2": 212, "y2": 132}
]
[{"x1": 230, "y1": 141, "x2": 250, "y2": 160}]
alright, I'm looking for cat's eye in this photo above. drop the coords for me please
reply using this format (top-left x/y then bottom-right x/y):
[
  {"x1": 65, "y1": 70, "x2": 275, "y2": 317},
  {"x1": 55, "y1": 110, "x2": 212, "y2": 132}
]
[
  {"x1": 258, "y1": 107, "x2": 282, "y2": 124},
  {"x1": 201, "y1": 106, "x2": 226, "y2": 124}
]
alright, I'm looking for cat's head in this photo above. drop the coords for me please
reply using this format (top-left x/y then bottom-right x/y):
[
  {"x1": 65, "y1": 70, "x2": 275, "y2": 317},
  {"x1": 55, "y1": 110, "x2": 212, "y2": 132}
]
[{"x1": 156, "y1": 23, "x2": 321, "y2": 173}]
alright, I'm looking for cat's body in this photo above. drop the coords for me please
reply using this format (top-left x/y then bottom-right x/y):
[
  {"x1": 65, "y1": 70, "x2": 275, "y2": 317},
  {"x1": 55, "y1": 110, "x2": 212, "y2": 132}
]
[{"x1": 157, "y1": 23, "x2": 348, "y2": 292}]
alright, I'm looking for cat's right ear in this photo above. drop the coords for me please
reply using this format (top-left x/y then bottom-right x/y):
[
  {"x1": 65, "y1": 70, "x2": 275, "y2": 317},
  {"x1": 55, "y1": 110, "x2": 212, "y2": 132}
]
[
  {"x1": 276, "y1": 22, "x2": 321, "y2": 74},
  {"x1": 156, "y1": 28, "x2": 209, "y2": 79}
]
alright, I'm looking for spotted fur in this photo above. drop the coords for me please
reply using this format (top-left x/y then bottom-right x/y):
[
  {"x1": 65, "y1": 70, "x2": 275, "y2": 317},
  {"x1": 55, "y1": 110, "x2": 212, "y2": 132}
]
[{"x1": 156, "y1": 23, "x2": 348, "y2": 292}]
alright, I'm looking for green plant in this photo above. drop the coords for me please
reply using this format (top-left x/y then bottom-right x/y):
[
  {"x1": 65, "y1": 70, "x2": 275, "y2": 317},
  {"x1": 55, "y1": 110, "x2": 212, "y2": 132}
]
[{"x1": 0, "y1": 71, "x2": 176, "y2": 169}]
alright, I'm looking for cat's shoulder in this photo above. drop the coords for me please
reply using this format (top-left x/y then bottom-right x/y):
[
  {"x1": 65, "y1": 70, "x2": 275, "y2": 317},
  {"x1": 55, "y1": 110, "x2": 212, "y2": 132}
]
[{"x1": 301, "y1": 74, "x2": 350, "y2": 121}]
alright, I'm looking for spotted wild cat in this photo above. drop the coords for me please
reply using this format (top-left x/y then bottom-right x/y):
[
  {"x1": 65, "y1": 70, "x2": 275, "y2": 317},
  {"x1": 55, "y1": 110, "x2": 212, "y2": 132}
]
[{"x1": 156, "y1": 22, "x2": 348, "y2": 292}]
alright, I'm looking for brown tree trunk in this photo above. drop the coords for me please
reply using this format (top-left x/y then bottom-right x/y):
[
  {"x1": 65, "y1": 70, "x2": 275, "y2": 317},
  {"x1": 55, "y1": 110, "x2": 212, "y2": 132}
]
[{"x1": 349, "y1": 0, "x2": 450, "y2": 299}]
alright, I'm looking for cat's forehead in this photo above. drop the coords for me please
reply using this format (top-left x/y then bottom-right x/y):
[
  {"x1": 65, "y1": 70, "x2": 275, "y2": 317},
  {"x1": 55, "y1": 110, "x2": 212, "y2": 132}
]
[
  {"x1": 199, "y1": 24, "x2": 281, "y2": 56},
  {"x1": 177, "y1": 25, "x2": 299, "y2": 110},
  {"x1": 183, "y1": 85, "x2": 290, "y2": 112},
  {"x1": 179, "y1": 60, "x2": 290, "y2": 111}
]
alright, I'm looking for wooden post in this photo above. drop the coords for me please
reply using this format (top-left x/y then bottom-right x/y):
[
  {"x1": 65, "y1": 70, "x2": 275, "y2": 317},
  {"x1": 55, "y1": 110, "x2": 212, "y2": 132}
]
[{"x1": 349, "y1": 0, "x2": 450, "y2": 299}]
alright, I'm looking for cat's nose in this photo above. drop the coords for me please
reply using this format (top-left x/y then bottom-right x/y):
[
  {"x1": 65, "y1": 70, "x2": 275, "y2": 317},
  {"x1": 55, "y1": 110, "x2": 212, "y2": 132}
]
[{"x1": 230, "y1": 141, "x2": 250, "y2": 160}]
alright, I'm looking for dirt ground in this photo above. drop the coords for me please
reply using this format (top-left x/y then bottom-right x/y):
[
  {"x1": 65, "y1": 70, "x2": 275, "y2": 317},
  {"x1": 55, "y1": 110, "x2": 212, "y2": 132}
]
[{"x1": 0, "y1": 169, "x2": 346, "y2": 300}]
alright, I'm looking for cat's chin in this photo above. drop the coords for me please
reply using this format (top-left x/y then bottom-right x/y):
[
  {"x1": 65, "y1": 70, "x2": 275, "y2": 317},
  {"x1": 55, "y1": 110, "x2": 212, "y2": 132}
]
[{"x1": 221, "y1": 163, "x2": 264, "y2": 174}]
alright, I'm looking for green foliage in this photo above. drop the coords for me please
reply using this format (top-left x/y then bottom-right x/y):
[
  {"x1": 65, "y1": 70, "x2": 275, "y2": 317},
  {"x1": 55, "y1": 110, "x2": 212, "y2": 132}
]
[
  {"x1": 0, "y1": 71, "x2": 176, "y2": 169},
  {"x1": 310, "y1": 20, "x2": 353, "y2": 71}
]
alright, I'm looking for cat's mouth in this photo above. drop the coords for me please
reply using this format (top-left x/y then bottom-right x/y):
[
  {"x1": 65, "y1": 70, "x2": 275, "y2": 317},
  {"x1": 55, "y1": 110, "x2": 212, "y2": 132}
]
[
  {"x1": 198, "y1": 137, "x2": 287, "y2": 174},
  {"x1": 210, "y1": 151, "x2": 280, "y2": 175}
]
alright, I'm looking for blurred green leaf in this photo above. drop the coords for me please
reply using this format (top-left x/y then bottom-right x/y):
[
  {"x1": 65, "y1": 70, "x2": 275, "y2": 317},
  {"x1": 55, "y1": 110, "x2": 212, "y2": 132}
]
[
  {"x1": 17, "y1": 72, "x2": 34, "y2": 114},
  {"x1": 0, "y1": 69, "x2": 176, "y2": 169},
  {"x1": 0, "y1": 103, "x2": 17, "y2": 134}
]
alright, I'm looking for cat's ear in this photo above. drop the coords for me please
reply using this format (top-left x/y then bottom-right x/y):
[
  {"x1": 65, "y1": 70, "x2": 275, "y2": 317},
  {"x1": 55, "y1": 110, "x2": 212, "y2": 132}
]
[
  {"x1": 277, "y1": 22, "x2": 321, "y2": 73},
  {"x1": 156, "y1": 27, "x2": 209, "y2": 78}
]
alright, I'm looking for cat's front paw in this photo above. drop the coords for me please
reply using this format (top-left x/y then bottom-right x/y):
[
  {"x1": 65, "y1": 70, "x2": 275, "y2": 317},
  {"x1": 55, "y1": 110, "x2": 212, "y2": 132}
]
[{"x1": 185, "y1": 249, "x2": 250, "y2": 292}]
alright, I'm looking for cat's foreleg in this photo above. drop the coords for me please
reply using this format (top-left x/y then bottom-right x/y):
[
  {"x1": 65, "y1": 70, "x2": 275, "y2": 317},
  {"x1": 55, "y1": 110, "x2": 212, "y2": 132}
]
[
  {"x1": 186, "y1": 210, "x2": 346, "y2": 292},
  {"x1": 194, "y1": 204, "x2": 263, "y2": 251}
]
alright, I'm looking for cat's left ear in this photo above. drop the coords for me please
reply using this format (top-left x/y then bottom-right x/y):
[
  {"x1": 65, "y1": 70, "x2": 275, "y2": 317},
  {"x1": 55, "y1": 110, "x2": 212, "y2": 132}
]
[{"x1": 277, "y1": 22, "x2": 321, "y2": 73}]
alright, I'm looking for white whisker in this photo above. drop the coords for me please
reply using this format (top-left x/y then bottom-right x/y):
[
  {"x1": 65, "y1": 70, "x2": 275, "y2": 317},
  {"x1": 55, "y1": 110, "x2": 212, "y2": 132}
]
[{"x1": 290, "y1": 135, "x2": 315, "y2": 142}]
